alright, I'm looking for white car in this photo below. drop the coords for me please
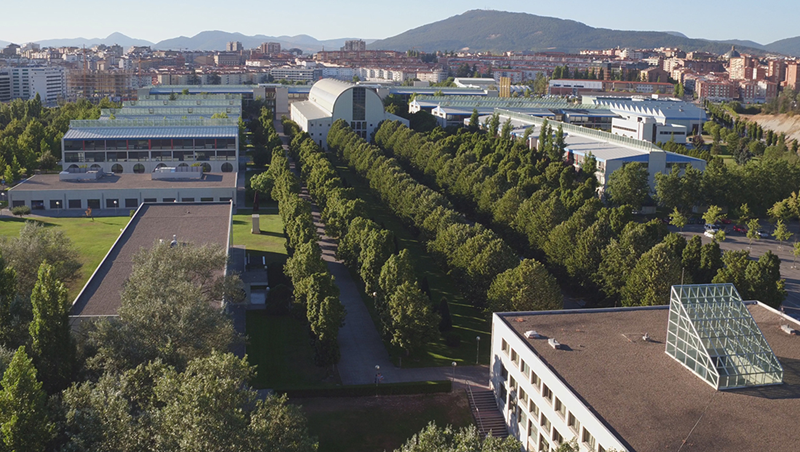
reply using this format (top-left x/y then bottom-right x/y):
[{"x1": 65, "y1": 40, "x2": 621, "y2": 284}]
[
  {"x1": 704, "y1": 230, "x2": 716, "y2": 238},
  {"x1": 757, "y1": 230, "x2": 770, "y2": 238}
]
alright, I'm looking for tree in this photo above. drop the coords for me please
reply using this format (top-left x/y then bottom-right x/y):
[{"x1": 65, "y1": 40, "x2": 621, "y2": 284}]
[
  {"x1": 62, "y1": 352, "x2": 317, "y2": 452},
  {"x1": 622, "y1": 243, "x2": 682, "y2": 306},
  {"x1": 746, "y1": 218, "x2": 761, "y2": 249},
  {"x1": 0, "y1": 347, "x2": 53, "y2": 452},
  {"x1": 88, "y1": 242, "x2": 242, "y2": 373},
  {"x1": 387, "y1": 282, "x2": 438, "y2": 356},
  {"x1": 468, "y1": 109, "x2": 480, "y2": 132},
  {"x1": 682, "y1": 235, "x2": 702, "y2": 283},
  {"x1": 0, "y1": 221, "x2": 81, "y2": 297},
  {"x1": 669, "y1": 207, "x2": 687, "y2": 231},
  {"x1": 773, "y1": 219, "x2": 792, "y2": 250},
  {"x1": 0, "y1": 259, "x2": 15, "y2": 348},
  {"x1": 487, "y1": 260, "x2": 562, "y2": 313},
  {"x1": 702, "y1": 205, "x2": 725, "y2": 225},
  {"x1": 395, "y1": 422, "x2": 520, "y2": 452},
  {"x1": 28, "y1": 262, "x2": 74, "y2": 393},
  {"x1": 605, "y1": 163, "x2": 649, "y2": 207},
  {"x1": 698, "y1": 241, "x2": 723, "y2": 283},
  {"x1": 438, "y1": 297, "x2": 452, "y2": 332},
  {"x1": 488, "y1": 113, "x2": 500, "y2": 136}
]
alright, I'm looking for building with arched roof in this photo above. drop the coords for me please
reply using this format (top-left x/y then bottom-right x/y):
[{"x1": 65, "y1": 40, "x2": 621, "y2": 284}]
[{"x1": 290, "y1": 79, "x2": 408, "y2": 149}]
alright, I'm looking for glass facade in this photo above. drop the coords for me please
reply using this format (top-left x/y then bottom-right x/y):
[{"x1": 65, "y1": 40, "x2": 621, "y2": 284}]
[{"x1": 666, "y1": 284, "x2": 784, "y2": 389}]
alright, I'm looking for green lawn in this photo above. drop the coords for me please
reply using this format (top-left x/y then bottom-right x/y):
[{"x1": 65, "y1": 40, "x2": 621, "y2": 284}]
[
  {"x1": 230, "y1": 211, "x2": 286, "y2": 266},
  {"x1": 333, "y1": 160, "x2": 491, "y2": 368},
  {"x1": 0, "y1": 215, "x2": 130, "y2": 298},
  {"x1": 298, "y1": 391, "x2": 473, "y2": 452},
  {"x1": 246, "y1": 311, "x2": 337, "y2": 389}
]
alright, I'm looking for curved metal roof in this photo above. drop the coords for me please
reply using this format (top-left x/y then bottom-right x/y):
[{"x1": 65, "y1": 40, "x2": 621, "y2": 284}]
[{"x1": 308, "y1": 79, "x2": 356, "y2": 114}]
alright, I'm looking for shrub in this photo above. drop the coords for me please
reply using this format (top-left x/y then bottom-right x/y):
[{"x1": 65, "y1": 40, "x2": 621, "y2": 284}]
[
  {"x1": 444, "y1": 332, "x2": 461, "y2": 348},
  {"x1": 11, "y1": 206, "x2": 31, "y2": 217}
]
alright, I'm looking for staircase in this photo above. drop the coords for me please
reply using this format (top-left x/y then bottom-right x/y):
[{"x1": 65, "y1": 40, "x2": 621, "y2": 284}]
[{"x1": 467, "y1": 387, "x2": 509, "y2": 439}]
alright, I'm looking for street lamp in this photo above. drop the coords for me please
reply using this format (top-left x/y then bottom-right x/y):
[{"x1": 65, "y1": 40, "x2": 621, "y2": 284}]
[
  {"x1": 374, "y1": 365, "x2": 381, "y2": 397},
  {"x1": 476, "y1": 335, "x2": 481, "y2": 365},
  {"x1": 451, "y1": 361, "x2": 457, "y2": 384},
  {"x1": 113, "y1": 199, "x2": 118, "y2": 214}
]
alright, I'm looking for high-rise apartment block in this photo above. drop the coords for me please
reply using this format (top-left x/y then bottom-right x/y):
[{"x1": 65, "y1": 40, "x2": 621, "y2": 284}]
[
  {"x1": 0, "y1": 70, "x2": 11, "y2": 102},
  {"x1": 226, "y1": 41, "x2": 243, "y2": 52},
  {"x1": 8, "y1": 66, "x2": 66, "y2": 105},
  {"x1": 260, "y1": 42, "x2": 281, "y2": 55},
  {"x1": 785, "y1": 63, "x2": 799, "y2": 90},
  {"x1": 342, "y1": 40, "x2": 366, "y2": 52}
]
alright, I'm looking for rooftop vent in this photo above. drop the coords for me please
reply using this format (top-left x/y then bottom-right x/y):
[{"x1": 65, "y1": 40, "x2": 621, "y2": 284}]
[
  {"x1": 666, "y1": 284, "x2": 783, "y2": 390},
  {"x1": 170, "y1": 234, "x2": 178, "y2": 248},
  {"x1": 780, "y1": 324, "x2": 798, "y2": 335},
  {"x1": 548, "y1": 338, "x2": 561, "y2": 350},
  {"x1": 524, "y1": 330, "x2": 542, "y2": 339}
]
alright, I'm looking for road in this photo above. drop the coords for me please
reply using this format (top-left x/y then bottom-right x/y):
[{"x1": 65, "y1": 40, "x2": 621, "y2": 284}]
[{"x1": 674, "y1": 221, "x2": 800, "y2": 319}]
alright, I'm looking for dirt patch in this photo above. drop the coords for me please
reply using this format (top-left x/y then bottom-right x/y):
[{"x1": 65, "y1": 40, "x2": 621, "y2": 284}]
[{"x1": 742, "y1": 114, "x2": 800, "y2": 143}]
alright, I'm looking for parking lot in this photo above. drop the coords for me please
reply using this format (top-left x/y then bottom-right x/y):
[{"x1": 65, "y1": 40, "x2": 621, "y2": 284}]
[{"x1": 674, "y1": 221, "x2": 800, "y2": 320}]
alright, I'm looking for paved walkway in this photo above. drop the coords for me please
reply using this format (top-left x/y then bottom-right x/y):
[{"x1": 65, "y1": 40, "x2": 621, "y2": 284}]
[{"x1": 273, "y1": 120, "x2": 490, "y2": 387}]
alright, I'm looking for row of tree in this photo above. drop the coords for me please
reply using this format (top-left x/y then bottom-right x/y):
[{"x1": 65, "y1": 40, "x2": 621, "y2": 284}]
[
  {"x1": 328, "y1": 119, "x2": 563, "y2": 313},
  {"x1": 282, "y1": 122, "x2": 440, "y2": 356},
  {"x1": 258, "y1": 147, "x2": 345, "y2": 366},
  {"x1": 248, "y1": 106, "x2": 283, "y2": 167}
]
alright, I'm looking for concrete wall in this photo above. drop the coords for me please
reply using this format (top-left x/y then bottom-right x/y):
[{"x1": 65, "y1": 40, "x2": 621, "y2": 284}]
[{"x1": 8, "y1": 186, "x2": 236, "y2": 211}]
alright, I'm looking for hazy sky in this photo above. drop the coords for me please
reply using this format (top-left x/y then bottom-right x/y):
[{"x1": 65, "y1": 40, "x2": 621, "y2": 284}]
[{"x1": 2, "y1": 0, "x2": 796, "y2": 45}]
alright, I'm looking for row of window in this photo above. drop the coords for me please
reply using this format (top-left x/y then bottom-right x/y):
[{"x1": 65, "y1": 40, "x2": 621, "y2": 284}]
[
  {"x1": 63, "y1": 138, "x2": 236, "y2": 152},
  {"x1": 501, "y1": 339, "x2": 604, "y2": 452},
  {"x1": 63, "y1": 150, "x2": 236, "y2": 163},
  {"x1": 17, "y1": 197, "x2": 232, "y2": 210}
]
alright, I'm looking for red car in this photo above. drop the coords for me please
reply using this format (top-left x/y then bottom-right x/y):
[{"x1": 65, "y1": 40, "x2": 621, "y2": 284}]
[
  {"x1": 733, "y1": 225, "x2": 747, "y2": 233},
  {"x1": 720, "y1": 218, "x2": 732, "y2": 224}
]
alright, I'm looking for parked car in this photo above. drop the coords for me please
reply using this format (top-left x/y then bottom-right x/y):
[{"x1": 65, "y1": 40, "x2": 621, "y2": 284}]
[
  {"x1": 660, "y1": 217, "x2": 671, "y2": 224},
  {"x1": 757, "y1": 230, "x2": 770, "y2": 238},
  {"x1": 704, "y1": 223, "x2": 721, "y2": 232},
  {"x1": 720, "y1": 218, "x2": 732, "y2": 224},
  {"x1": 733, "y1": 225, "x2": 747, "y2": 233},
  {"x1": 704, "y1": 230, "x2": 716, "y2": 238}
]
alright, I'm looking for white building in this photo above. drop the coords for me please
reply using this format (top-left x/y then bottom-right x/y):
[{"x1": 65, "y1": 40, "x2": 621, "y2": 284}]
[
  {"x1": 490, "y1": 284, "x2": 798, "y2": 452},
  {"x1": 290, "y1": 79, "x2": 408, "y2": 149},
  {"x1": 454, "y1": 77, "x2": 498, "y2": 89},
  {"x1": 8, "y1": 66, "x2": 66, "y2": 105},
  {"x1": 586, "y1": 95, "x2": 707, "y2": 140},
  {"x1": 269, "y1": 66, "x2": 318, "y2": 82}
]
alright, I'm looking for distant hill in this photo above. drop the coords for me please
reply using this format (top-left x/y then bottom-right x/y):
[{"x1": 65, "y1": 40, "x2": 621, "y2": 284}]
[
  {"x1": 765, "y1": 36, "x2": 800, "y2": 57},
  {"x1": 153, "y1": 31, "x2": 374, "y2": 53},
  {"x1": 36, "y1": 33, "x2": 154, "y2": 49},
  {"x1": 368, "y1": 10, "x2": 768, "y2": 55},
  {"x1": 717, "y1": 39, "x2": 766, "y2": 51}
]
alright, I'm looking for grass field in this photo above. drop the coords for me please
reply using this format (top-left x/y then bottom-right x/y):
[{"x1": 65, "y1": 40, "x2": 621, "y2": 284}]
[
  {"x1": 298, "y1": 391, "x2": 473, "y2": 452},
  {"x1": 332, "y1": 160, "x2": 491, "y2": 368},
  {"x1": 230, "y1": 210, "x2": 286, "y2": 266},
  {"x1": 0, "y1": 215, "x2": 130, "y2": 298}
]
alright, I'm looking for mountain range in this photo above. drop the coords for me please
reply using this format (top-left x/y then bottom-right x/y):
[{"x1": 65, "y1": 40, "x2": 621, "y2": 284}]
[
  {"x1": 0, "y1": 31, "x2": 373, "y2": 54},
  {"x1": 2, "y1": 11, "x2": 800, "y2": 56},
  {"x1": 368, "y1": 10, "x2": 800, "y2": 57}
]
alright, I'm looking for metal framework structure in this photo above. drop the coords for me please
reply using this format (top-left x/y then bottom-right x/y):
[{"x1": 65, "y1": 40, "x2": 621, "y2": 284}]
[{"x1": 665, "y1": 284, "x2": 783, "y2": 389}]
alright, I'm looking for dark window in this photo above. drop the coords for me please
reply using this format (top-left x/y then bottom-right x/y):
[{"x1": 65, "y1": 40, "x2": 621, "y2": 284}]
[
  {"x1": 162, "y1": 198, "x2": 176, "y2": 203},
  {"x1": 181, "y1": 198, "x2": 195, "y2": 202},
  {"x1": 219, "y1": 197, "x2": 232, "y2": 202},
  {"x1": 128, "y1": 152, "x2": 148, "y2": 161},
  {"x1": 64, "y1": 153, "x2": 82, "y2": 163},
  {"x1": 87, "y1": 199, "x2": 101, "y2": 209},
  {"x1": 68, "y1": 199, "x2": 81, "y2": 209},
  {"x1": 352, "y1": 87, "x2": 366, "y2": 121},
  {"x1": 143, "y1": 198, "x2": 157, "y2": 203},
  {"x1": 49, "y1": 200, "x2": 62, "y2": 209},
  {"x1": 111, "y1": 164, "x2": 123, "y2": 173},
  {"x1": 106, "y1": 199, "x2": 119, "y2": 208},
  {"x1": 11, "y1": 201, "x2": 25, "y2": 208},
  {"x1": 64, "y1": 140, "x2": 83, "y2": 151},
  {"x1": 125, "y1": 198, "x2": 138, "y2": 208},
  {"x1": 133, "y1": 163, "x2": 145, "y2": 173},
  {"x1": 201, "y1": 197, "x2": 214, "y2": 202},
  {"x1": 85, "y1": 152, "x2": 105, "y2": 162},
  {"x1": 221, "y1": 162, "x2": 233, "y2": 172},
  {"x1": 107, "y1": 152, "x2": 127, "y2": 162},
  {"x1": 201, "y1": 163, "x2": 211, "y2": 172},
  {"x1": 107, "y1": 140, "x2": 127, "y2": 150}
]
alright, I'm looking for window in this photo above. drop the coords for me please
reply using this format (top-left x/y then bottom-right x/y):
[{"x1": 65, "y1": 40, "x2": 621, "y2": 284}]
[
  {"x1": 554, "y1": 398, "x2": 566, "y2": 419},
  {"x1": 49, "y1": 200, "x2": 62, "y2": 209},
  {"x1": 143, "y1": 198, "x2": 157, "y2": 203},
  {"x1": 528, "y1": 399, "x2": 539, "y2": 419},
  {"x1": 540, "y1": 413, "x2": 551, "y2": 433},
  {"x1": 87, "y1": 199, "x2": 101, "y2": 209},
  {"x1": 531, "y1": 370, "x2": 541, "y2": 390},
  {"x1": 598, "y1": 445, "x2": 606, "y2": 452},
  {"x1": 111, "y1": 164, "x2": 123, "y2": 173},
  {"x1": 125, "y1": 199, "x2": 138, "y2": 208},
  {"x1": 552, "y1": 429, "x2": 563, "y2": 445},
  {"x1": 521, "y1": 360, "x2": 530, "y2": 378},
  {"x1": 539, "y1": 435, "x2": 549, "y2": 452},
  {"x1": 501, "y1": 339, "x2": 509, "y2": 355},
  {"x1": 162, "y1": 198, "x2": 176, "y2": 203},
  {"x1": 567, "y1": 413, "x2": 581, "y2": 435},
  {"x1": 182, "y1": 198, "x2": 195, "y2": 202},
  {"x1": 352, "y1": 87, "x2": 366, "y2": 120},
  {"x1": 511, "y1": 349, "x2": 519, "y2": 367},
  {"x1": 68, "y1": 199, "x2": 81, "y2": 209},
  {"x1": 133, "y1": 163, "x2": 145, "y2": 173},
  {"x1": 542, "y1": 384, "x2": 553, "y2": 404},
  {"x1": 509, "y1": 376, "x2": 517, "y2": 392},
  {"x1": 106, "y1": 199, "x2": 119, "y2": 209},
  {"x1": 221, "y1": 162, "x2": 233, "y2": 172},
  {"x1": 219, "y1": 197, "x2": 232, "y2": 202},
  {"x1": 518, "y1": 408, "x2": 527, "y2": 430},
  {"x1": 500, "y1": 363, "x2": 508, "y2": 379},
  {"x1": 518, "y1": 388, "x2": 528, "y2": 406},
  {"x1": 201, "y1": 197, "x2": 214, "y2": 202},
  {"x1": 582, "y1": 429, "x2": 596, "y2": 450}
]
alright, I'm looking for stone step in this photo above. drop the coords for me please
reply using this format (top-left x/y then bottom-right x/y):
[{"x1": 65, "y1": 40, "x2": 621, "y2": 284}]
[{"x1": 468, "y1": 389, "x2": 509, "y2": 439}]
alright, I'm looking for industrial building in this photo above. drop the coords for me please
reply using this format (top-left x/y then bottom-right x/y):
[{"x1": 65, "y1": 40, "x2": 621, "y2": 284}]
[
  {"x1": 490, "y1": 109, "x2": 706, "y2": 193},
  {"x1": 290, "y1": 79, "x2": 408, "y2": 149},
  {"x1": 490, "y1": 284, "x2": 800, "y2": 452}
]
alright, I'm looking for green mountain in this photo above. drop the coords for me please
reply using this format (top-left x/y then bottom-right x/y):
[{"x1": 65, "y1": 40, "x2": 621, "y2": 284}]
[
  {"x1": 765, "y1": 36, "x2": 800, "y2": 57},
  {"x1": 368, "y1": 10, "x2": 767, "y2": 55}
]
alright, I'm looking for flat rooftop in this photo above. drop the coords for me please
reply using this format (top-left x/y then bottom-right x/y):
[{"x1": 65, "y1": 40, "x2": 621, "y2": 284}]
[
  {"x1": 9, "y1": 172, "x2": 236, "y2": 192},
  {"x1": 500, "y1": 304, "x2": 800, "y2": 452},
  {"x1": 71, "y1": 203, "x2": 232, "y2": 317}
]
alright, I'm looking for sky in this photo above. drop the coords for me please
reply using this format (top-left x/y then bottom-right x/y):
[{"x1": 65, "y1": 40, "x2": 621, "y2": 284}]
[{"x1": 2, "y1": 0, "x2": 797, "y2": 45}]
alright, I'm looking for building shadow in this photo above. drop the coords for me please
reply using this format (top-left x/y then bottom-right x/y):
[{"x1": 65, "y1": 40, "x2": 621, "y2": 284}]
[{"x1": 733, "y1": 356, "x2": 800, "y2": 400}]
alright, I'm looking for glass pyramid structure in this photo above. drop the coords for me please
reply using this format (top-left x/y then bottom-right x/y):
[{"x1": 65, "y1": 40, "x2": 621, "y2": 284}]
[{"x1": 665, "y1": 284, "x2": 783, "y2": 389}]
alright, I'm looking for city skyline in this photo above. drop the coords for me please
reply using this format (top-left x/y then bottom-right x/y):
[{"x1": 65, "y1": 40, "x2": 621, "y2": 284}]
[{"x1": 3, "y1": 0, "x2": 798, "y2": 47}]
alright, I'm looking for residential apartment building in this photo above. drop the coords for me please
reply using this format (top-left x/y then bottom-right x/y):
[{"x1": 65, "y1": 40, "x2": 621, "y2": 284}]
[
  {"x1": 490, "y1": 284, "x2": 798, "y2": 452},
  {"x1": 215, "y1": 53, "x2": 242, "y2": 67},
  {"x1": 269, "y1": 66, "x2": 318, "y2": 82},
  {"x1": 226, "y1": 41, "x2": 243, "y2": 52},
  {"x1": 260, "y1": 42, "x2": 281, "y2": 55},
  {"x1": 0, "y1": 70, "x2": 10, "y2": 102},
  {"x1": 342, "y1": 40, "x2": 366, "y2": 52},
  {"x1": 696, "y1": 78, "x2": 737, "y2": 101},
  {"x1": 785, "y1": 63, "x2": 799, "y2": 90},
  {"x1": 8, "y1": 66, "x2": 66, "y2": 105}
]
